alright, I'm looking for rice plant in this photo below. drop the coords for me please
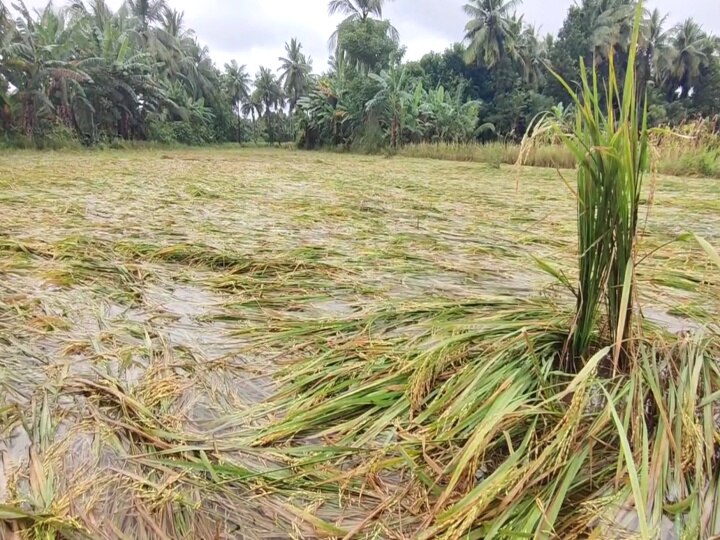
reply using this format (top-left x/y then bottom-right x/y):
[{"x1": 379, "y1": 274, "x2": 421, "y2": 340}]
[{"x1": 522, "y1": 3, "x2": 650, "y2": 364}]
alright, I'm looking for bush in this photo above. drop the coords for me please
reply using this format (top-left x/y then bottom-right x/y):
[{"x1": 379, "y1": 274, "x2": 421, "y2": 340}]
[
  {"x1": 146, "y1": 116, "x2": 218, "y2": 146},
  {"x1": 35, "y1": 124, "x2": 83, "y2": 150},
  {"x1": 659, "y1": 149, "x2": 720, "y2": 178},
  {"x1": 0, "y1": 134, "x2": 34, "y2": 149},
  {"x1": 0, "y1": 124, "x2": 83, "y2": 150},
  {"x1": 351, "y1": 116, "x2": 386, "y2": 154},
  {"x1": 147, "y1": 118, "x2": 178, "y2": 144},
  {"x1": 171, "y1": 119, "x2": 214, "y2": 145}
]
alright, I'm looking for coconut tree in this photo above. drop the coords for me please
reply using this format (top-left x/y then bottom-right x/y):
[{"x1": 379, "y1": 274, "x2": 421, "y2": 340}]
[
  {"x1": 588, "y1": 0, "x2": 635, "y2": 62},
  {"x1": 663, "y1": 19, "x2": 714, "y2": 98},
  {"x1": 153, "y1": 8, "x2": 195, "y2": 79},
  {"x1": 126, "y1": 0, "x2": 166, "y2": 33},
  {"x1": 241, "y1": 95, "x2": 261, "y2": 123},
  {"x1": 175, "y1": 39, "x2": 220, "y2": 108},
  {"x1": 254, "y1": 67, "x2": 284, "y2": 118},
  {"x1": 328, "y1": 0, "x2": 398, "y2": 49},
  {"x1": 463, "y1": 0, "x2": 521, "y2": 68},
  {"x1": 328, "y1": 0, "x2": 384, "y2": 19},
  {"x1": 639, "y1": 8, "x2": 668, "y2": 83},
  {"x1": 511, "y1": 23, "x2": 547, "y2": 87},
  {"x1": 278, "y1": 38, "x2": 312, "y2": 115},
  {"x1": 253, "y1": 66, "x2": 284, "y2": 142},
  {"x1": 223, "y1": 60, "x2": 250, "y2": 142},
  {"x1": 159, "y1": 7, "x2": 188, "y2": 39}
]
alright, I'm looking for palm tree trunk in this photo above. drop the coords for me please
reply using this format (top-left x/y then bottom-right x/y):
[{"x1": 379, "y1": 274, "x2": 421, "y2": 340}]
[
  {"x1": 289, "y1": 102, "x2": 296, "y2": 140},
  {"x1": 236, "y1": 108, "x2": 241, "y2": 144},
  {"x1": 264, "y1": 105, "x2": 273, "y2": 144},
  {"x1": 22, "y1": 95, "x2": 34, "y2": 138},
  {"x1": 119, "y1": 110, "x2": 130, "y2": 139}
]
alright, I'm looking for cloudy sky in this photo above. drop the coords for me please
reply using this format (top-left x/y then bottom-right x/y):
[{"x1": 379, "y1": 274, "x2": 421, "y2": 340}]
[{"x1": 21, "y1": 0, "x2": 719, "y2": 78}]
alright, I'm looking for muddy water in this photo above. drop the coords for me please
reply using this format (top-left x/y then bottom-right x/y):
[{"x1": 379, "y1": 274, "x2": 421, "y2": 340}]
[
  {"x1": 644, "y1": 307, "x2": 704, "y2": 334},
  {"x1": 0, "y1": 270, "x2": 276, "y2": 482},
  {"x1": 2, "y1": 149, "x2": 719, "y2": 538}
]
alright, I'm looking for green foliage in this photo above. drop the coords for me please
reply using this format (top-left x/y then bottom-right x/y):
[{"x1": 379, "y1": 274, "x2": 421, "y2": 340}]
[
  {"x1": 690, "y1": 56, "x2": 720, "y2": 117},
  {"x1": 336, "y1": 18, "x2": 400, "y2": 73},
  {"x1": 171, "y1": 118, "x2": 214, "y2": 145},
  {"x1": 0, "y1": 0, "x2": 294, "y2": 147},
  {"x1": 660, "y1": 149, "x2": 720, "y2": 178},
  {"x1": 526, "y1": 3, "x2": 649, "y2": 362},
  {"x1": 420, "y1": 85, "x2": 486, "y2": 143},
  {"x1": 419, "y1": 44, "x2": 493, "y2": 102},
  {"x1": 0, "y1": 0, "x2": 717, "y2": 152},
  {"x1": 366, "y1": 66, "x2": 412, "y2": 147},
  {"x1": 298, "y1": 66, "x2": 491, "y2": 150},
  {"x1": 485, "y1": 86, "x2": 554, "y2": 138}
]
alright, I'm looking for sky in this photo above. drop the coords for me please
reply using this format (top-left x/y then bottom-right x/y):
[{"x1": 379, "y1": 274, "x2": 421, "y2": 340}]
[{"x1": 19, "y1": 0, "x2": 720, "y2": 79}]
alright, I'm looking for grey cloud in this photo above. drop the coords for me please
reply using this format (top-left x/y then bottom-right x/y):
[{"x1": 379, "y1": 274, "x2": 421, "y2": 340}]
[
  {"x1": 193, "y1": 5, "x2": 330, "y2": 51},
  {"x1": 193, "y1": 1, "x2": 335, "y2": 69},
  {"x1": 18, "y1": 0, "x2": 720, "y2": 74},
  {"x1": 386, "y1": 0, "x2": 467, "y2": 42},
  {"x1": 650, "y1": 0, "x2": 718, "y2": 33},
  {"x1": 386, "y1": 0, "x2": 718, "y2": 50},
  {"x1": 193, "y1": 15, "x2": 298, "y2": 51}
]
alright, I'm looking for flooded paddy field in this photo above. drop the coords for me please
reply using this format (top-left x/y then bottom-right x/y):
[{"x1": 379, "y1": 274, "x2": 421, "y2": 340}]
[{"x1": 1, "y1": 148, "x2": 719, "y2": 538}]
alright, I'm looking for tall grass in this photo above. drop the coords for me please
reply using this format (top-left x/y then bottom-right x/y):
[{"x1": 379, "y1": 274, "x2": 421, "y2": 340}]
[
  {"x1": 400, "y1": 140, "x2": 720, "y2": 178},
  {"x1": 654, "y1": 122, "x2": 720, "y2": 178},
  {"x1": 236, "y1": 317, "x2": 719, "y2": 538},
  {"x1": 399, "y1": 141, "x2": 578, "y2": 169},
  {"x1": 521, "y1": 5, "x2": 649, "y2": 363}
]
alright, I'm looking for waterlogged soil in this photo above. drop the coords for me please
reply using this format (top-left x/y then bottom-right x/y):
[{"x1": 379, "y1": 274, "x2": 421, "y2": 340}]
[{"x1": 1, "y1": 148, "x2": 719, "y2": 538}]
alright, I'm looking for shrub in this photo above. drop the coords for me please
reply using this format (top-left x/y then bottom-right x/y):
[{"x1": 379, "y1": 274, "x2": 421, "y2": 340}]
[
  {"x1": 660, "y1": 149, "x2": 720, "y2": 178},
  {"x1": 147, "y1": 118, "x2": 178, "y2": 144}
]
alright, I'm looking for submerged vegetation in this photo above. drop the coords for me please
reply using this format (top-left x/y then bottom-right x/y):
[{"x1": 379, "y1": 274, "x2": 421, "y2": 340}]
[
  {"x1": 1, "y1": 1, "x2": 720, "y2": 539},
  {"x1": 0, "y1": 146, "x2": 719, "y2": 538}
]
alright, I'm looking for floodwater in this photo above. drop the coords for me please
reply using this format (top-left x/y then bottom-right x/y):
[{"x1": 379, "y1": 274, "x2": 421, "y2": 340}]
[{"x1": 1, "y1": 148, "x2": 719, "y2": 538}]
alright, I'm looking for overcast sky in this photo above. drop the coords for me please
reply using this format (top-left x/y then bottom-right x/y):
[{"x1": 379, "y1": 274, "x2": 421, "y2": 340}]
[{"x1": 20, "y1": 0, "x2": 720, "y2": 79}]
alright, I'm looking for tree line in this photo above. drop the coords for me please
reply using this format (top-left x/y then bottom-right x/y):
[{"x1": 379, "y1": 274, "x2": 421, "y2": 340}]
[{"x1": 0, "y1": 0, "x2": 718, "y2": 149}]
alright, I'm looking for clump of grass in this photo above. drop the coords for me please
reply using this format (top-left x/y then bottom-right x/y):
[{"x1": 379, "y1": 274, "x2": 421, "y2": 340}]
[
  {"x1": 185, "y1": 183, "x2": 220, "y2": 199},
  {"x1": 659, "y1": 148, "x2": 720, "y2": 178},
  {"x1": 224, "y1": 297, "x2": 719, "y2": 538},
  {"x1": 522, "y1": 5, "x2": 649, "y2": 363},
  {"x1": 653, "y1": 118, "x2": 720, "y2": 178},
  {"x1": 399, "y1": 141, "x2": 577, "y2": 169}
]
